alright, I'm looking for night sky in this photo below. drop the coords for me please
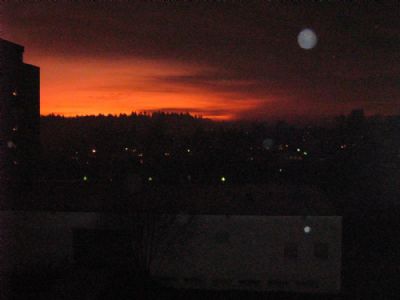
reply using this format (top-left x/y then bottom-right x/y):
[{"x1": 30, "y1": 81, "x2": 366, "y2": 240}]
[{"x1": 2, "y1": 2, "x2": 399, "y2": 121}]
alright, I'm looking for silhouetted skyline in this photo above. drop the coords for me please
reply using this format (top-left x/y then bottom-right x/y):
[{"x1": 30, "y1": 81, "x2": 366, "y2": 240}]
[{"x1": 2, "y1": 2, "x2": 400, "y2": 120}]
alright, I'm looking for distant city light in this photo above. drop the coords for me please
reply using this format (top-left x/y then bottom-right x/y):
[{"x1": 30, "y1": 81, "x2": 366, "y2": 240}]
[
  {"x1": 148, "y1": 176, "x2": 153, "y2": 182},
  {"x1": 187, "y1": 149, "x2": 191, "y2": 153},
  {"x1": 12, "y1": 91, "x2": 17, "y2": 96},
  {"x1": 221, "y1": 176, "x2": 226, "y2": 182},
  {"x1": 164, "y1": 152, "x2": 170, "y2": 156},
  {"x1": 303, "y1": 151, "x2": 308, "y2": 156},
  {"x1": 83, "y1": 176, "x2": 88, "y2": 181},
  {"x1": 91, "y1": 149, "x2": 96, "y2": 153},
  {"x1": 279, "y1": 168, "x2": 283, "y2": 172},
  {"x1": 297, "y1": 148, "x2": 301, "y2": 152},
  {"x1": 12, "y1": 127, "x2": 18, "y2": 132},
  {"x1": 124, "y1": 147, "x2": 129, "y2": 151},
  {"x1": 304, "y1": 226, "x2": 311, "y2": 234}
]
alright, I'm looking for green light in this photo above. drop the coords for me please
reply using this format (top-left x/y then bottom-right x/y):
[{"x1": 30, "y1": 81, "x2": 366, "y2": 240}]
[{"x1": 83, "y1": 176, "x2": 88, "y2": 181}]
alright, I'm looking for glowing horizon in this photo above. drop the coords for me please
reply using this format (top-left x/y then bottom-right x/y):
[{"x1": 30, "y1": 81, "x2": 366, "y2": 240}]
[{"x1": 4, "y1": 2, "x2": 399, "y2": 121}]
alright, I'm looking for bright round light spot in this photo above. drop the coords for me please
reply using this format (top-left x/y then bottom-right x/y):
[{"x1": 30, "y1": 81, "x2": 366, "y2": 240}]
[
  {"x1": 83, "y1": 176, "x2": 88, "y2": 181},
  {"x1": 303, "y1": 151, "x2": 308, "y2": 156},
  {"x1": 148, "y1": 176, "x2": 153, "y2": 182},
  {"x1": 297, "y1": 148, "x2": 301, "y2": 152},
  {"x1": 221, "y1": 176, "x2": 226, "y2": 182},
  {"x1": 297, "y1": 28, "x2": 317, "y2": 50},
  {"x1": 304, "y1": 226, "x2": 311, "y2": 234}
]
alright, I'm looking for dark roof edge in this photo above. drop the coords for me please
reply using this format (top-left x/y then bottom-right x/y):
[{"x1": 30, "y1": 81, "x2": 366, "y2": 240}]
[{"x1": 0, "y1": 38, "x2": 25, "y2": 52}]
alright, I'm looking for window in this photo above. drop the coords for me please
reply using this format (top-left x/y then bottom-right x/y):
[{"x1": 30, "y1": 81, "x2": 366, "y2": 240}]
[
  {"x1": 314, "y1": 242, "x2": 329, "y2": 260},
  {"x1": 295, "y1": 280, "x2": 319, "y2": 288},
  {"x1": 73, "y1": 228, "x2": 132, "y2": 266},
  {"x1": 238, "y1": 279, "x2": 261, "y2": 287},
  {"x1": 268, "y1": 280, "x2": 289, "y2": 288},
  {"x1": 184, "y1": 277, "x2": 205, "y2": 285},
  {"x1": 284, "y1": 242, "x2": 298, "y2": 259},
  {"x1": 214, "y1": 231, "x2": 230, "y2": 243},
  {"x1": 212, "y1": 278, "x2": 232, "y2": 286}
]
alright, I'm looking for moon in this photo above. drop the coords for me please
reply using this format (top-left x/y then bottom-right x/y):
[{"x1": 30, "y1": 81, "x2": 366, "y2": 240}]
[{"x1": 297, "y1": 28, "x2": 317, "y2": 50}]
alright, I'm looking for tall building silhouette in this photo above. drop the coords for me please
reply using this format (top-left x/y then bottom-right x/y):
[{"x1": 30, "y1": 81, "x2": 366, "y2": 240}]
[{"x1": 0, "y1": 38, "x2": 40, "y2": 185}]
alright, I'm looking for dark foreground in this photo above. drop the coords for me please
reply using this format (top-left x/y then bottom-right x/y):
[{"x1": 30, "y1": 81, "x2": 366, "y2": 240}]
[{"x1": 4, "y1": 214, "x2": 400, "y2": 300}]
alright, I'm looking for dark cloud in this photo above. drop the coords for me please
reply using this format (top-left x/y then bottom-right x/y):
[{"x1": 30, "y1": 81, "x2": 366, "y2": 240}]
[{"x1": 2, "y1": 2, "x2": 400, "y2": 118}]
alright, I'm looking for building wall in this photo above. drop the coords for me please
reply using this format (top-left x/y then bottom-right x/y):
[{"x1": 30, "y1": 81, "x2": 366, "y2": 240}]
[
  {"x1": 151, "y1": 215, "x2": 342, "y2": 293},
  {"x1": 0, "y1": 39, "x2": 40, "y2": 185},
  {"x1": 0, "y1": 211, "x2": 341, "y2": 294}
]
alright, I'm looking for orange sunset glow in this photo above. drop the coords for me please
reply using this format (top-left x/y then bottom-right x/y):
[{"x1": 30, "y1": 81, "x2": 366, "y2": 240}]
[
  {"x1": 31, "y1": 55, "x2": 264, "y2": 120},
  {"x1": 3, "y1": 2, "x2": 400, "y2": 121}
]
